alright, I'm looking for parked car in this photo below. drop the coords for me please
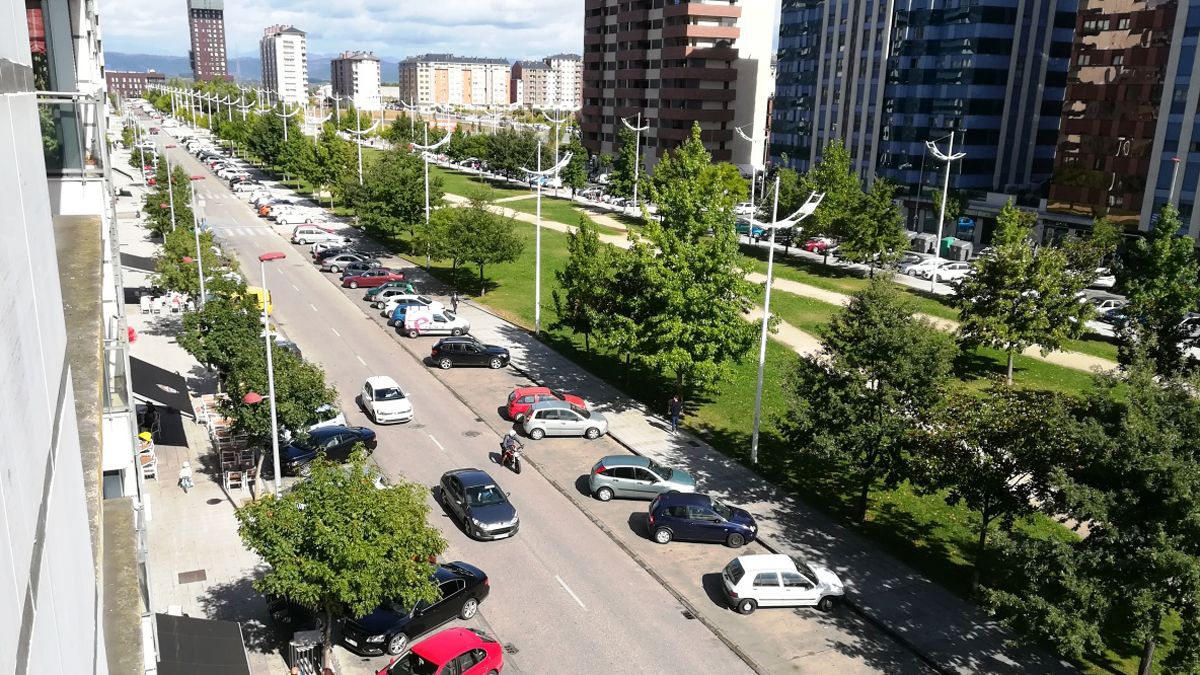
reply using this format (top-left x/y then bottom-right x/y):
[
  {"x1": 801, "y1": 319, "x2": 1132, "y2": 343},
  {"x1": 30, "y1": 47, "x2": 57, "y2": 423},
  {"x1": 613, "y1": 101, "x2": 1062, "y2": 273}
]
[
  {"x1": 647, "y1": 491, "x2": 757, "y2": 547},
  {"x1": 231, "y1": 181, "x2": 259, "y2": 193},
  {"x1": 261, "y1": 425, "x2": 378, "y2": 479},
  {"x1": 521, "y1": 400, "x2": 609, "y2": 440},
  {"x1": 734, "y1": 201, "x2": 756, "y2": 216},
  {"x1": 721, "y1": 554, "x2": 844, "y2": 615},
  {"x1": 277, "y1": 211, "x2": 325, "y2": 226},
  {"x1": 338, "y1": 260, "x2": 385, "y2": 279},
  {"x1": 763, "y1": 226, "x2": 796, "y2": 246},
  {"x1": 505, "y1": 386, "x2": 586, "y2": 422},
  {"x1": 389, "y1": 301, "x2": 424, "y2": 326},
  {"x1": 374, "y1": 628, "x2": 504, "y2": 675},
  {"x1": 314, "y1": 245, "x2": 358, "y2": 261},
  {"x1": 321, "y1": 253, "x2": 378, "y2": 274},
  {"x1": 359, "y1": 375, "x2": 414, "y2": 424},
  {"x1": 402, "y1": 307, "x2": 470, "y2": 338},
  {"x1": 342, "y1": 564, "x2": 491, "y2": 657},
  {"x1": 430, "y1": 336, "x2": 510, "y2": 370},
  {"x1": 438, "y1": 468, "x2": 519, "y2": 540},
  {"x1": 313, "y1": 240, "x2": 354, "y2": 257},
  {"x1": 735, "y1": 220, "x2": 765, "y2": 239},
  {"x1": 802, "y1": 237, "x2": 836, "y2": 253},
  {"x1": 343, "y1": 268, "x2": 406, "y2": 289},
  {"x1": 927, "y1": 261, "x2": 973, "y2": 282},
  {"x1": 1090, "y1": 295, "x2": 1127, "y2": 313},
  {"x1": 1092, "y1": 267, "x2": 1117, "y2": 289},
  {"x1": 367, "y1": 283, "x2": 419, "y2": 304},
  {"x1": 589, "y1": 455, "x2": 695, "y2": 501},
  {"x1": 380, "y1": 294, "x2": 444, "y2": 316}
]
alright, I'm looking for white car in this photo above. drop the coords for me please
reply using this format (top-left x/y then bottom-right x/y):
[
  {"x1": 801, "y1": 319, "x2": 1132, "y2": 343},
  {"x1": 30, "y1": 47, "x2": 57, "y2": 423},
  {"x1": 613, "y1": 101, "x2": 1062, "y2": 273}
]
[
  {"x1": 1090, "y1": 296, "x2": 1126, "y2": 314},
  {"x1": 902, "y1": 257, "x2": 946, "y2": 279},
  {"x1": 276, "y1": 211, "x2": 324, "y2": 226},
  {"x1": 929, "y1": 261, "x2": 973, "y2": 282},
  {"x1": 896, "y1": 252, "x2": 934, "y2": 275},
  {"x1": 734, "y1": 202, "x2": 755, "y2": 216},
  {"x1": 721, "y1": 554, "x2": 844, "y2": 615},
  {"x1": 359, "y1": 376, "x2": 414, "y2": 424},
  {"x1": 231, "y1": 181, "x2": 259, "y2": 193},
  {"x1": 1092, "y1": 267, "x2": 1116, "y2": 289},
  {"x1": 380, "y1": 294, "x2": 445, "y2": 316}
]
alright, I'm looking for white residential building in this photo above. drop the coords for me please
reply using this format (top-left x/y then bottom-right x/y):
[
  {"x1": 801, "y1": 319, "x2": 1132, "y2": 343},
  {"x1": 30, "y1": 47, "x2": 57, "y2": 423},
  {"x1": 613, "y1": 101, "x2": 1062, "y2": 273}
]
[
  {"x1": 546, "y1": 53, "x2": 582, "y2": 109},
  {"x1": 260, "y1": 25, "x2": 309, "y2": 105},
  {"x1": 512, "y1": 54, "x2": 582, "y2": 109},
  {"x1": 331, "y1": 51, "x2": 381, "y2": 111},
  {"x1": 398, "y1": 54, "x2": 510, "y2": 107}
]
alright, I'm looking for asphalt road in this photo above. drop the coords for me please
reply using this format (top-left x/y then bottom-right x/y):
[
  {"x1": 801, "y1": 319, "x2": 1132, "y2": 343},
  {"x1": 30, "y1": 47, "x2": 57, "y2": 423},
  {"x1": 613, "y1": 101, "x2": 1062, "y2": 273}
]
[{"x1": 151, "y1": 127, "x2": 753, "y2": 675}]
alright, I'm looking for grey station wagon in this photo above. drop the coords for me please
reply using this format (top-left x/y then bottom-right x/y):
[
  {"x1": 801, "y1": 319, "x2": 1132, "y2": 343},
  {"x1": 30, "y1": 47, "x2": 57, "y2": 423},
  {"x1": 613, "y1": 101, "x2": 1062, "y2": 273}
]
[
  {"x1": 589, "y1": 455, "x2": 696, "y2": 501},
  {"x1": 521, "y1": 400, "x2": 609, "y2": 440}
]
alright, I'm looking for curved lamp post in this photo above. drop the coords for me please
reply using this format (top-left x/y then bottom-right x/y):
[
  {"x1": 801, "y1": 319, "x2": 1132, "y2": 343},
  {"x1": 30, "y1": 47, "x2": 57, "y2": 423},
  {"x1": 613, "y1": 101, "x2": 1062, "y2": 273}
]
[
  {"x1": 164, "y1": 144, "x2": 178, "y2": 231},
  {"x1": 620, "y1": 113, "x2": 650, "y2": 216},
  {"x1": 344, "y1": 101, "x2": 382, "y2": 185},
  {"x1": 250, "y1": 250, "x2": 287, "y2": 494},
  {"x1": 925, "y1": 133, "x2": 966, "y2": 292},
  {"x1": 189, "y1": 175, "x2": 207, "y2": 306},
  {"x1": 520, "y1": 142, "x2": 573, "y2": 334},
  {"x1": 735, "y1": 123, "x2": 764, "y2": 227}
]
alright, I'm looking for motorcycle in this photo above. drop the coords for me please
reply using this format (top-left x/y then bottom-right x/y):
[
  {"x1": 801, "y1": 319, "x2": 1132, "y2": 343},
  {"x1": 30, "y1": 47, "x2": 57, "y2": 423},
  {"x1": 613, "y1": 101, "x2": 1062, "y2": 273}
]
[{"x1": 499, "y1": 438, "x2": 524, "y2": 474}]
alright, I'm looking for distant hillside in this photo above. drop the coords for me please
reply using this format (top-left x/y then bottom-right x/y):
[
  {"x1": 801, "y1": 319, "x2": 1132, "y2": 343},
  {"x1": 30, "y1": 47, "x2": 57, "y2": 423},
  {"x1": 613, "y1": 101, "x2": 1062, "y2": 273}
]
[{"x1": 104, "y1": 51, "x2": 400, "y2": 84}]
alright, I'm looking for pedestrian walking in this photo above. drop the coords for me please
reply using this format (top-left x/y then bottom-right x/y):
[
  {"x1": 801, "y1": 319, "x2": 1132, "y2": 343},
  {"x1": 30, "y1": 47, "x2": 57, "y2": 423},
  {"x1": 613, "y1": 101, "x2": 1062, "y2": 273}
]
[
  {"x1": 451, "y1": 291, "x2": 460, "y2": 313},
  {"x1": 668, "y1": 394, "x2": 683, "y2": 434},
  {"x1": 178, "y1": 461, "x2": 194, "y2": 493}
]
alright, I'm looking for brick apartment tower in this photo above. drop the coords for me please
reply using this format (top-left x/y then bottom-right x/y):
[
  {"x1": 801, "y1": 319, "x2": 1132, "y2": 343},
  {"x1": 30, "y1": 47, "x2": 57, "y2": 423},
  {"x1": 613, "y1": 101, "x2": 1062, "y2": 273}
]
[
  {"x1": 187, "y1": 0, "x2": 228, "y2": 81},
  {"x1": 580, "y1": 0, "x2": 774, "y2": 170}
]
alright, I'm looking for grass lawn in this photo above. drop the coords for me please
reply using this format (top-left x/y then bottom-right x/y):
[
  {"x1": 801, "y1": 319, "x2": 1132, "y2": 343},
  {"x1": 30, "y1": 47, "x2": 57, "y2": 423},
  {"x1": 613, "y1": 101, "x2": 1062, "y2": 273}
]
[
  {"x1": 499, "y1": 197, "x2": 625, "y2": 236},
  {"x1": 431, "y1": 166, "x2": 528, "y2": 200}
]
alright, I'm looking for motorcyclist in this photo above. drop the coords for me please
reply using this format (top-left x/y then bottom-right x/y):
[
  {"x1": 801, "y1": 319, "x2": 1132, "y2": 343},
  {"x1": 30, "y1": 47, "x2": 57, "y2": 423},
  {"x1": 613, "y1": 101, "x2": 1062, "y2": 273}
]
[{"x1": 501, "y1": 430, "x2": 522, "y2": 455}]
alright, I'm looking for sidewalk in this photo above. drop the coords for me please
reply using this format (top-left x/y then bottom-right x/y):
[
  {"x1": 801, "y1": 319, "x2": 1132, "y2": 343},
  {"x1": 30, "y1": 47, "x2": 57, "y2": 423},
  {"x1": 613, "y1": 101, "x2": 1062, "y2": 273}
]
[{"x1": 441, "y1": 300, "x2": 1077, "y2": 675}]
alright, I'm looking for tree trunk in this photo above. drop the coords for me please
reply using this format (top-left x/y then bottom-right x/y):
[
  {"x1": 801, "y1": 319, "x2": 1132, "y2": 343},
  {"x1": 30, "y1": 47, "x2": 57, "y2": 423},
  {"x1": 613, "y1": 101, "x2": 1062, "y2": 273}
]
[
  {"x1": 674, "y1": 372, "x2": 684, "y2": 398},
  {"x1": 1138, "y1": 633, "x2": 1158, "y2": 675},
  {"x1": 623, "y1": 352, "x2": 631, "y2": 384},
  {"x1": 856, "y1": 478, "x2": 871, "y2": 523},
  {"x1": 322, "y1": 608, "x2": 335, "y2": 670},
  {"x1": 1006, "y1": 351, "x2": 1015, "y2": 385},
  {"x1": 972, "y1": 516, "x2": 991, "y2": 593},
  {"x1": 478, "y1": 264, "x2": 486, "y2": 296},
  {"x1": 584, "y1": 332, "x2": 590, "y2": 354}
]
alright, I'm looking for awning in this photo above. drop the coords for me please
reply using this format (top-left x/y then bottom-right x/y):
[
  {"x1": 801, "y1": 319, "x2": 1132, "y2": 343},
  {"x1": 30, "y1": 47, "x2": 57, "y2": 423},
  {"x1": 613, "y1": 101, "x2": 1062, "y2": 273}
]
[
  {"x1": 155, "y1": 613, "x2": 252, "y2": 675},
  {"x1": 121, "y1": 252, "x2": 158, "y2": 273},
  {"x1": 130, "y1": 356, "x2": 193, "y2": 417}
]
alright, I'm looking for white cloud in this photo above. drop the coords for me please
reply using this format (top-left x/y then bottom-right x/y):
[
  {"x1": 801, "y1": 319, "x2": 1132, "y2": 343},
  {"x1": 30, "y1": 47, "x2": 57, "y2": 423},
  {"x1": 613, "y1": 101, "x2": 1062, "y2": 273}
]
[{"x1": 98, "y1": 0, "x2": 584, "y2": 61}]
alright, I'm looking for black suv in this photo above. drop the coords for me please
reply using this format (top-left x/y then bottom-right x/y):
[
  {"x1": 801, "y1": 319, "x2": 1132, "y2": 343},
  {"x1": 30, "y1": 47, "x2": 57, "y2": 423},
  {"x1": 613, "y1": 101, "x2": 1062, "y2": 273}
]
[
  {"x1": 431, "y1": 336, "x2": 510, "y2": 370},
  {"x1": 261, "y1": 425, "x2": 377, "y2": 479}
]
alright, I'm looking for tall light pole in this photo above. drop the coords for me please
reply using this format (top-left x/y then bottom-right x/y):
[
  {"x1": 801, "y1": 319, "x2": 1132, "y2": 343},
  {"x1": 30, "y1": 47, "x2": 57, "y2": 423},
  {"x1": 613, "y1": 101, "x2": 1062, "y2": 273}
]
[
  {"x1": 189, "y1": 176, "x2": 207, "y2": 306},
  {"x1": 412, "y1": 124, "x2": 453, "y2": 225},
  {"x1": 749, "y1": 187, "x2": 825, "y2": 465},
  {"x1": 621, "y1": 113, "x2": 649, "y2": 215},
  {"x1": 735, "y1": 123, "x2": 764, "y2": 225},
  {"x1": 1167, "y1": 156, "x2": 1183, "y2": 207},
  {"x1": 542, "y1": 107, "x2": 574, "y2": 197},
  {"x1": 164, "y1": 144, "x2": 178, "y2": 231},
  {"x1": 257, "y1": 251, "x2": 287, "y2": 495},
  {"x1": 520, "y1": 141, "x2": 573, "y2": 334},
  {"x1": 273, "y1": 101, "x2": 301, "y2": 143},
  {"x1": 399, "y1": 99, "x2": 418, "y2": 138},
  {"x1": 926, "y1": 133, "x2": 966, "y2": 291},
  {"x1": 345, "y1": 102, "x2": 382, "y2": 186}
]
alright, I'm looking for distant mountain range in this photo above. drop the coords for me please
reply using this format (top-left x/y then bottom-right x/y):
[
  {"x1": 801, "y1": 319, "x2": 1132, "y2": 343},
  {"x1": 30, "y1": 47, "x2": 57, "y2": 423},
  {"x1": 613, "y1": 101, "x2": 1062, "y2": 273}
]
[{"x1": 104, "y1": 51, "x2": 402, "y2": 84}]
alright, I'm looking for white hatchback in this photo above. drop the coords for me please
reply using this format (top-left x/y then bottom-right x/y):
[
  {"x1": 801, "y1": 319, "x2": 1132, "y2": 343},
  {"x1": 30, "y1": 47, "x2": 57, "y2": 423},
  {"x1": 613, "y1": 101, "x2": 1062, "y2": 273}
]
[
  {"x1": 721, "y1": 554, "x2": 844, "y2": 615},
  {"x1": 359, "y1": 375, "x2": 414, "y2": 424}
]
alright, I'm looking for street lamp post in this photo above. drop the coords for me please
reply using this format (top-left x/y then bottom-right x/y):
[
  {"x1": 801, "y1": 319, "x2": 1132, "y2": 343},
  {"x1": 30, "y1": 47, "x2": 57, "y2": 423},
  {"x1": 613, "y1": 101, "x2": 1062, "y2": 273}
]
[
  {"x1": 749, "y1": 186, "x2": 825, "y2": 465},
  {"x1": 925, "y1": 133, "x2": 966, "y2": 292},
  {"x1": 189, "y1": 176, "x2": 207, "y2": 305},
  {"x1": 542, "y1": 108, "x2": 574, "y2": 197},
  {"x1": 412, "y1": 124, "x2": 453, "y2": 225},
  {"x1": 520, "y1": 141, "x2": 573, "y2": 334},
  {"x1": 1168, "y1": 156, "x2": 1183, "y2": 207},
  {"x1": 620, "y1": 113, "x2": 649, "y2": 215},
  {"x1": 256, "y1": 251, "x2": 287, "y2": 494},
  {"x1": 164, "y1": 144, "x2": 178, "y2": 231},
  {"x1": 345, "y1": 102, "x2": 382, "y2": 186},
  {"x1": 735, "y1": 123, "x2": 765, "y2": 228}
]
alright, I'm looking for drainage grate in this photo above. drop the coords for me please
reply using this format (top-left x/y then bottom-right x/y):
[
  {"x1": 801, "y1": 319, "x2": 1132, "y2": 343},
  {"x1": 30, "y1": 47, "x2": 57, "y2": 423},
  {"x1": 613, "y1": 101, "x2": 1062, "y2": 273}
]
[
  {"x1": 503, "y1": 644, "x2": 519, "y2": 655},
  {"x1": 410, "y1": 423, "x2": 426, "y2": 430},
  {"x1": 463, "y1": 430, "x2": 481, "y2": 438},
  {"x1": 680, "y1": 609, "x2": 696, "y2": 620},
  {"x1": 177, "y1": 569, "x2": 208, "y2": 584},
  {"x1": 206, "y1": 498, "x2": 223, "y2": 505}
]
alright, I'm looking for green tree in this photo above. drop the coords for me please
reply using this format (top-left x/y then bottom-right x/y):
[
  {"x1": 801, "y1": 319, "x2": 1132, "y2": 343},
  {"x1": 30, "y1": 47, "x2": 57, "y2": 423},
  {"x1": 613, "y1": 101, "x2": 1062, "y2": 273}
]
[
  {"x1": 236, "y1": 451, "x2": 446, "y2": 666},
  {"x1": 445, "y1": 127, "x2": 469, "y2": 162},
  {"x1": 798, "y1": 139, "x2": 864, "y2": 240},
  {"x1": 153, "y1": 226, "x2": 223, "y2": 295},
  {"x1": 178, "y1": 294, "x2": 261, "y2": 375},
  {"x1": 220, "y1": 343, "x2": 337, "y2": 442},
  {"x1": 1117, "y1": 203, "x2": 1200, "y2": 374},
  {"x1": 838, "y1": 178, "x2": 909, "y2": 270},
  {"x1": 930, "y1": 188, "x2": 964, "y2": 225},
  {"x1": 313, "y1": 124, "x2": 358, "y2": 207},
  {"x1": 277, "y1": 123, "x2": 317, "y2": 184},
  {"x1": 458, "y1": 201, "x2": 524, "y2": 295},
  {"x1": 551, "y1": 218, "x2": 614, "y2": 352},
  {"x1": 412, "y1": 204, "x2": 459, "y2": 272},
  {"x1": 354, "y1": 149, "x2": 442, "y2": 242},
  {"x1": 917, "y1": 385, "x2": 1081, "y2": 591},
  {"x1": 121, "y1": 123, "x2": 135, "y2": 149},
  {"x1": 607, "y1": 125, "x2": 644, "y2": 200},
  {"x1": 142, "y1": 165, "x2": 195, "y2": 238},
  {"x1": 560, "y1": 136, "x2": 589, "y2": 196},
  {"x1": 955, "y1": 200, "x2": 1094, "y2": 383},
  {"x1": 782, "y1": 279, "x2": 957, "y2": 522}
]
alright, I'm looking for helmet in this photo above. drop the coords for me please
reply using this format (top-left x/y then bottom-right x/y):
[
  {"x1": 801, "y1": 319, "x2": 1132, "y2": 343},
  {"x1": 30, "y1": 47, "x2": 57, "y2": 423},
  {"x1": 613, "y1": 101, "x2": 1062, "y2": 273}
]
[
  {"x1": 181, "y1": 461, "x2": 190, "y2": 469},
  {"x1": 506, "y1": 430, "x2": 517, "y2": 438}
]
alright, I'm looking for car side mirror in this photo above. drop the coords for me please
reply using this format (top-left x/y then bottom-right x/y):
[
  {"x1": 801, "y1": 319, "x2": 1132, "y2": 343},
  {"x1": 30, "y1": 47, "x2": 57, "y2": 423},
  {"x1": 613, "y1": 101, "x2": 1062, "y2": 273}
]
[{"x1": 506, "y1": 491, "x2": 512, "y2": 497}]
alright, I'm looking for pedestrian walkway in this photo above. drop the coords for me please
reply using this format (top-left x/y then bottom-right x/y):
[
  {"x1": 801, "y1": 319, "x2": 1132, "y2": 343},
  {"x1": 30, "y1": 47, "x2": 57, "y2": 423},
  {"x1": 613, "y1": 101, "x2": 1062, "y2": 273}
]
[
  {"x1": 451, "y1": 301, "x2": 1076, "y2": 675},
  {"x1": 492, "y1": 193, "x2": 538, "y2": 203}
]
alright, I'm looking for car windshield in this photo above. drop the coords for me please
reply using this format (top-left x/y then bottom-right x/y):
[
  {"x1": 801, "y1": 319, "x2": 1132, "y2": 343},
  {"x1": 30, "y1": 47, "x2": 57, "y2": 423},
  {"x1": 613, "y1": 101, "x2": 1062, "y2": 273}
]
[
  {"x1": 570, "y1": 403, "x2": 591, "y2": 418},
  {"x1": 375, "y1": 387, "x2": 405, "y2": 401},
  {"x1": 291, "y1": 435, "x2": 322, "y2": 451},
  {"x1": 724, "y1": 559, "x2": 745, "y2": 585},
  {"x1": 646, "y1": 458, "x2": 673, "y2": 481},
  {"x1": 386, "y1": 654, "x2": 439, "y2": 675},
  {"x1": 712, "y1": 500, "x2": 735, "y2": 521},
  {"x1": 467, "y1": 485, "x2": 506, "y2": 507}
]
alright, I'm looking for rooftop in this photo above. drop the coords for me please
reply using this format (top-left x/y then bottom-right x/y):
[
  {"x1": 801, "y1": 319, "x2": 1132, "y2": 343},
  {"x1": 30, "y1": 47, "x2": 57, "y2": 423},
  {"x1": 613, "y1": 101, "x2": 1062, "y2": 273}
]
[
  {"x1": 263, "y1": 24, "x2": 305, "y2": 37},
  {"x1": 403, "y1": 53, "x2": 509, "y2": 66},
  {"x1": 545, "y1": 53, "x2": 582, "y2": 61},
  {"x1": 335, "y1": 50, "x2": 379, "y2": 62}
]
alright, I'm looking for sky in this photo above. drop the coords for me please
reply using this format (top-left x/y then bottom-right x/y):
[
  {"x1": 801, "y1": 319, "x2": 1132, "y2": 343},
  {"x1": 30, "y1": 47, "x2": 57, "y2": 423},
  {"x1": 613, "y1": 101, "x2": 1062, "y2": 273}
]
[{"x1": 99, "y1": 0, "x2": 587, "y2": 60}]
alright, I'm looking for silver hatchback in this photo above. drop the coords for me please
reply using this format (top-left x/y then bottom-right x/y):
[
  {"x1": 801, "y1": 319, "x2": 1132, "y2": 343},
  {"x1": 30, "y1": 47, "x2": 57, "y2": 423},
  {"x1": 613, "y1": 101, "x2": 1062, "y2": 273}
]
[
  {"x1": 589, "y1": 455, "x2": 696, "y2": 501},
  {"x1": 521, "y1": 400, "x2": 608, "y2": 440}
]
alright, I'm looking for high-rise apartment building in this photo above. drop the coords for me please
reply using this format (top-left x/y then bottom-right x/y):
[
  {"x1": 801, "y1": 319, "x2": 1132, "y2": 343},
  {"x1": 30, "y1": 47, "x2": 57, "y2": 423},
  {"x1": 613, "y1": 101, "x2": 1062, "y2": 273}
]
[
  {"x1": 331, "y1": 51, "x2": 382, "y2": 111},
  {"x1": 1044, "y1": 0, "x2": 1200, "y2": 239},
  {"x1": 187, "y1": 0, "x2": 228, "y2": 81},
  {"x1": 398, "y1": 54, "x2": 511, "y2": 106},
  {"x1": 12, "y1": 0, "x2": 149, "y2": 672},
  {"x1": 105, "y1": 70, "x2": 167, "y2": 100},
  {"x1": 260, "y1": 25, "x2": 309, "y2": 106},
  {"x1": 581, "y1": 0, "x2": 775, "y2": 170},
  {"x1": 512, "y1": 54, "x2": 584, "y2": 108}
]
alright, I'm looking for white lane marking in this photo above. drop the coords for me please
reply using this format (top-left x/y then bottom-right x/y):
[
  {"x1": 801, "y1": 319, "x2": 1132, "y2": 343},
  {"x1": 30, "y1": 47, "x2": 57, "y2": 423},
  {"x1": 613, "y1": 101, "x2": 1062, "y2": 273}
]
[
  {"x1": 330, "y1": 327, "x2": 340, "y2": 337},
  {"x1": 555, "y1": 575, "x2": 587, "y2": 610},
  {"x1": 291, "y1": 284, "x2": 300, "y2": 291},
  {"x1": 356, "y1": 355, "x2": 366, "y2": 366},
  {"x1": 310, "y1": 303, "x2": 318, "y2": 312},
  {"x1": 428, "y1": 434, "x2": 445, "y2": 451}
]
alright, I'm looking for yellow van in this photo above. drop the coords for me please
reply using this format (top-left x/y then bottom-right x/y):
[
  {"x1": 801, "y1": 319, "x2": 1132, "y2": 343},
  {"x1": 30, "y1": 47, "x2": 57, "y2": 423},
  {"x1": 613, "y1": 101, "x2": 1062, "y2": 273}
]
[{"x1": 245, "y1": 286, "x2": 273, "y2": 315}]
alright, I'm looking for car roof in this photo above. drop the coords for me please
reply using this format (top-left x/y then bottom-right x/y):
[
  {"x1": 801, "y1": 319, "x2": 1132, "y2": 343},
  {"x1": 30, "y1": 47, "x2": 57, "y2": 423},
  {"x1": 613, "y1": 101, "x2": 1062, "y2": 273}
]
[
  {"x1": 732, "y1": 554, "x2": 798, "y2": 573},
  {"x1": 307, "y1": 425, "x2": 362, "y2": 439},
  {"x1": 411, "y1": 627, "x2": 484, "y2": 664},
  {"x1": 365, "y1": 375, "x2": 400, "y2": 389},
  {"x1": 655, "y1": 491, "x2": 711, "y2": 507},
  {"x1": 597, "y1": 454, "x2": 650, "y2": 469},
  {"x1": 446, "y1": 468, "x2": 497, "y2": 489},
  {"x1": 513, "y1": 386, "x2": 552, "y2": 395},
  {"x1": 528, "y1": 399, "x2": 576, "y2": 412}
]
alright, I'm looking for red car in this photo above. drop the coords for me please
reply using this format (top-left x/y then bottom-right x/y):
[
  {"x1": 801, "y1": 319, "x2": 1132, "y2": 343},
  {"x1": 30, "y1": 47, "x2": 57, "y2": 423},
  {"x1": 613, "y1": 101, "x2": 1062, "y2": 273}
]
[
  {"x1": 342, "y1": 268, "x2": 406, "y2": 289},
  {"x1": 376, "y1": 627, "x2": 503, "y2": 675},
  {"x1": 506, "y1": 386, "x2": 586, "y2": 422},
  {"x1": 802, "y1": 237, "x2": 836, "y2": 253}
]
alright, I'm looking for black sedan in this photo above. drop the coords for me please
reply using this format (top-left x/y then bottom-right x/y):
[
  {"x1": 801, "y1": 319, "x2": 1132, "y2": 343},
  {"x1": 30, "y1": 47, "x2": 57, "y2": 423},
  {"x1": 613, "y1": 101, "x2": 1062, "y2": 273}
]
[
  {"x1": 341, "y1": 561, "x2": 490, "y2": 656},
  {"x1": 261, "y1": 425, "x2": 377, "y2": 479},
  {"x1": 438, "y1": 469, "x2": 519, "y2": 540},
  {"x1": 430, "y1": 336, "x2": 510, "y2": 370}
]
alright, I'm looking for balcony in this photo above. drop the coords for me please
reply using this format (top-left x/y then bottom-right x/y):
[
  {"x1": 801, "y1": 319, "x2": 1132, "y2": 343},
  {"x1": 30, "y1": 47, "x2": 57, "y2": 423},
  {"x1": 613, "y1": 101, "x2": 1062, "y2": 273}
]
[
  {"x1": 661, "y1": 66, "x2": 738, "y2": 81},
  {"x1": 663, "y1": 2, "x2": 742, "y2": 19},
  {"x1": 661, "y1": 45, "x2": 739, "y2": 61},
  {"x1": 658, "y1": 107, "x2": 735, "y2": 122},
  {"x1": 661, "y1": 24, "x2": 740, "y2": 41},
  {"x1": 660, "y1": 87, "x2": 737, "y2": 101}
]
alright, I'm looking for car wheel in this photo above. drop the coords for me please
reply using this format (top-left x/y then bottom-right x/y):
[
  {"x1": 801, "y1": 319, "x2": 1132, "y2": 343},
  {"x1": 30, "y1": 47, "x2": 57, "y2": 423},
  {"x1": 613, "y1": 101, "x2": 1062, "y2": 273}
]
[
  {"x1": 818, "y1": 596, "x2": 837, "y2": 612},
  {"x1": 450, "y1": 328, "x2": 463, "y2": 336},
  {"x1": 584, "y1": 427, "x2": 601, "y2": 440},
  {"x1": 654, "y1": 527, "x2": 672, "y2": 544},
  {"x1": 407, "y1": 329, "x2": 419, "y2": 338},
  {"x1": 737, "y1": 598, "x2": 758, "y2": 615},
  {"x1": 595, "y1": 486, "x2": 614, "y2": 502},
  {"x1": 459, "y1": 597, "x2": 479, "y2": 620},
  {"x1": 298, "y1": 463, "x2": 312, "y2": 478},
  {"x1": 529, "y1": 428, "x2": 545, "y2": 440},
  {"x1": 488, "y1": 357, "x2": 504, "y2": 369},
  {"x1": 330, "y1": 265, "x2": 339, "y2": 273},
  {"x1": 438, "y1": 358, "x2": 453, "y2": 370},
  {"x1": 385, "y1": 632, "x2": 409, "y2": 656},
  {"x1": 726, "y1": 533, "x2": 746, "y2": 548},
  {"x1": 298, "y1": 238, "x2": 309, "y2": 245},
  {"x1": 349, "y1": 281, "x2": 358, "y2": 289}
]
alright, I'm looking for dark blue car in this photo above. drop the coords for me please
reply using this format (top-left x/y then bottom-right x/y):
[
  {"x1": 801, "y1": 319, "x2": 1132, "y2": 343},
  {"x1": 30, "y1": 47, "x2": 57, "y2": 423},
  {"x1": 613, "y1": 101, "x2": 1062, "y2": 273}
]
[
  {"x1": 389, "y1": 301, "x2": 422, "y2": 326},
  {"x1": 647, "y1": 492, "x2": 757, "y2": 547},
  {"x1": 261, "y1": 425, "x2": 377, "y2": 479}
]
